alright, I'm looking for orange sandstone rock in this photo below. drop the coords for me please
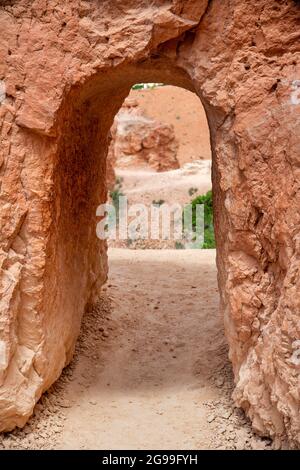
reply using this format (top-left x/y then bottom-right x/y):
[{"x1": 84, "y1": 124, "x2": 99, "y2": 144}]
[
  {"x1": 0, "y1": 0, "x2": 299, "y2": 447},
  {"x1": 110, "y1": 105, "x2": 179, "y2": 172}
]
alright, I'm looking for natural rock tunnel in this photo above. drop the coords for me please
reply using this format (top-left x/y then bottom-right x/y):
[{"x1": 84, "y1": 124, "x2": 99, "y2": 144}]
[{"x1": 0, "y1": 0, "x2": 299, "y2": 447}]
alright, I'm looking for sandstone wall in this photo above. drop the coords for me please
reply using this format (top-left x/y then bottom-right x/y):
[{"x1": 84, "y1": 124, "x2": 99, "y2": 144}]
[{"x1": 0, "y1": 0, "x2": 299, "y2": 447}]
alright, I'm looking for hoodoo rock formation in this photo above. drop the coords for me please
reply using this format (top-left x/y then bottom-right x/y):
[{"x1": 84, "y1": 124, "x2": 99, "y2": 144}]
[
  {"x1": 108, "y1": 97, "x2": 179, "y2": 176},
  {"x1": 0, "y1": 0, "x2": 299, "y2": 447}
]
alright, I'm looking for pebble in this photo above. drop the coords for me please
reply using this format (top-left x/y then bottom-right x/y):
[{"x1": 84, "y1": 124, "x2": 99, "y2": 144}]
[
  {"x1": 207, "y1": 414, "x2": 216, "y2": 423},
  {"x1": 59, "y1": 399, "x2": 72, "y2": 408},
  {"x1": 220, "y1": 409, "x2": 232, "y2": 419}
]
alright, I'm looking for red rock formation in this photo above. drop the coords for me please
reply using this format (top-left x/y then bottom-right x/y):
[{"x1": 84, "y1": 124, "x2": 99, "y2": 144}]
[
  {"x1": 110, "y1": 106, "x2": 179, "y2": 172},
  {"x1": 0, "y1": 0, "x2": 299, "y2": 447},
  {"x1": 128, "y1": 86, "x2": 212, "y2": 165},
  {"x1": 107, "y1": 96, "x2": 179, "y2": 180}
]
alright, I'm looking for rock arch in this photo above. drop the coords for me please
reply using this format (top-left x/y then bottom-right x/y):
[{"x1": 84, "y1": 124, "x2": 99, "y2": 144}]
[{"x1": 0, "y1": 0, "x2": 299, "y2": 446}]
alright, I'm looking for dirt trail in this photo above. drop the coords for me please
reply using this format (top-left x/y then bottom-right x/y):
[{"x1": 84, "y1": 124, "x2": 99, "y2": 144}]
[
  {"x1": 0, "y1": 249, "x2": 272, "y2": 450},
  {"x1": 58, "y1": 249, "x2": 271, "y2": 450},
  {"x1": 59, "y1": 249, "x2": 223, "y2": 449}
]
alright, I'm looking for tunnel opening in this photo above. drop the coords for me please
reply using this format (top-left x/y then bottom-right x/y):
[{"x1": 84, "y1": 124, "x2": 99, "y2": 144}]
[
  {"x1": 105, "y1": 82, "x2": 214, "y2": 250},
  {"x1": 46, "y1": 61, "x2": 223, "y2": 373},
  {"x1": 65, "y1": 81, "x2": 233, "y2": 449},
  {"x1": 0, "y1": 57, "x2": 235, "y2": 444},
  {"x1": 36, "y1": 73, "x2": 236, "y2": 449}
]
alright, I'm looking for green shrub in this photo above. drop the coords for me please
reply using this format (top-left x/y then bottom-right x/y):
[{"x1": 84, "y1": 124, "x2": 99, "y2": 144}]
[
  {"x1": 175, "y1": 241, "x2": 185, "y2": 250},
  {"x1": 188, "y1": 189, "x2": 216, "y2": 249},
  {"x1": 132, "y1": 83, "x2": 165, "y2": 90},
  {"x1": 110, "y1": 187, "x2": 124, "y2": 215}
]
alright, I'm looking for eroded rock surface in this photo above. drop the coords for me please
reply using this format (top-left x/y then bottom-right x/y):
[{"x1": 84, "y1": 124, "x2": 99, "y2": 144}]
[
  {"x1": 0, "y1": 0, "x2": 299, "y2": 447},
  {"x1": 108, "y1": 98, "x2": 179, "y2": 174}
]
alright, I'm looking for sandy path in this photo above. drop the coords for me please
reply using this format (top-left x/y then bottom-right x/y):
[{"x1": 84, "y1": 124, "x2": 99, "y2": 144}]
[
  {"x1": 59, "y1": 249, "x2": 226, "y2": 450},
  {"x1": 1, "y1": 249, "x2": 272, "y2": 450}
]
